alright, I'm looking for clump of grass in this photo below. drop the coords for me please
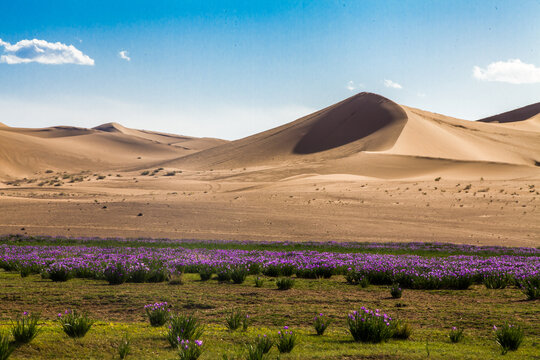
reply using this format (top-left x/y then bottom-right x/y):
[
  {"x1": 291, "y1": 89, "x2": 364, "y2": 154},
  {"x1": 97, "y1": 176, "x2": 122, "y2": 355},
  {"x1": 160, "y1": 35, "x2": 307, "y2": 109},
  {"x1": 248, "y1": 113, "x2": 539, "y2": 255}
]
[
  {"x1": 276, "y1": 277, "x2": 295, "y2": 290},
  {"x1": 230, "y1": 266, "x2": 248, "y2": 284},
  {"x1": 391, "y1": 320, "x2": 412, "y2": 339},
  {"x1": 494, "y1": 323, "x2": 523, "y2": 355},
  {"x1": 11, "y1": 312, "x2": 41, "y2": 344},
  {"x1": 144, "y1": 302, "x2": 170, "y2": 327},
  {"x1": 140, "y1": 171, "x2": 150, "y2": 176},
  {"x1": 57, "y1": 310, "x2": 94, "y2": 338},
  {"x1": 449, "y1": 327, "x2": 464, "y2": 343},
  {"x1": 166, "y1": 314, "x2": 205, "y2": 347},
  {"x1": 390, "y1": 284, "x2": 402, "y2": 299},
  {"x1": 117, "y1": 333, "x2": 131, "y2": 359},
  {"x1": 345, "y1": 270, "x2": 369, "y2": 287},
  {"x1": 347, "y1": 307, "x2": 394, "y2": 343},
  {"x1": 47, "y1": 264, "x2": 73, "y2": 282},
  {"x1": 0, "y1": 331, "x2": 14, "y2": 360},
  {"x1": 276, "y1": 326, "x2": 297, "y2": 354},
  {"x1": 483, "y1": 274, "x2": 511, "y2": 289},
  {"x1": 104, "y1": 263, "x2": 129, "y2": 285},
  {"x1": 253, "y1": 334, "x2": 273, "y2": 354},
  {"x1": 216, "y1": 268, "x2": 231, "y2": 282},
  {"x1": 198, "y1": 266, "x2": 213, "y2": 281},
  {"x1": 313, "y1": 313, "x2": 331, "y2": 336},
  {"x1": 520, "y1": 278, "x2": 540, "y2": 300},
  {"x1": 254, "y1": 277, "x2": 264, "y2": 288},
  {"x1": 225, "y1": 309, "x2": 246, "y2": 331},
  {"x1": 178, "y1": 339, "x2": 203, "y2": 360}
]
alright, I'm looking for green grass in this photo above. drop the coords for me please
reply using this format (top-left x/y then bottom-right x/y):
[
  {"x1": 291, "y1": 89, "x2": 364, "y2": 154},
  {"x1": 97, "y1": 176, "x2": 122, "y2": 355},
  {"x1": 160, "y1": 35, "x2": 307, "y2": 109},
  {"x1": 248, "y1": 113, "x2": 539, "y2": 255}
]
[
  {"x1": 2, "y1": 234, "x2": 538, "y2": 257},
  {"x1": 0, "y1": 270, "x2": 538, "y2": 359}
]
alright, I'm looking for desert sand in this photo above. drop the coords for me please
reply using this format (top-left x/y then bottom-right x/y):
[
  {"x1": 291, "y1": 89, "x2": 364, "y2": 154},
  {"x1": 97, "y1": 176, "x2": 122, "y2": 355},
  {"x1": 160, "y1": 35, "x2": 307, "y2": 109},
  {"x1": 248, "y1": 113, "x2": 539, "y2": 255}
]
[{"x1": 1, "y1": 93, "x2": 538, "y2": 247}]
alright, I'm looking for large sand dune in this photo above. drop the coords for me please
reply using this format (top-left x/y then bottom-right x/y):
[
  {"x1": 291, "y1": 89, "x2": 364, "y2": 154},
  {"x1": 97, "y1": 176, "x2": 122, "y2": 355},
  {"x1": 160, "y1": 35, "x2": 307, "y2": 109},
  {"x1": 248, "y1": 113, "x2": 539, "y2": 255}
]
[{"x1": 1, "y1": 93, "x2": 538, "y2": 247}]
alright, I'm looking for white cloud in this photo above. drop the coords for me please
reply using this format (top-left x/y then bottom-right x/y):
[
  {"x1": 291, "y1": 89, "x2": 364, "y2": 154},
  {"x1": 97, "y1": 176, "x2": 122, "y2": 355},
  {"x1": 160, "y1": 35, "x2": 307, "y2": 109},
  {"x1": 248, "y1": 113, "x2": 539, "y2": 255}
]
[
  {"x1": 119, "y1": 50, "x2": 131, "y2": 61},
  {"x1": 473, "y1": 59, "x2": 540, "y2": 84},
  {"x1": 384, "y1": 79, "x2": 402, "y2": 89},
  {"x1": 0, "y1": 38, "x2": 94, "y2": 65}
]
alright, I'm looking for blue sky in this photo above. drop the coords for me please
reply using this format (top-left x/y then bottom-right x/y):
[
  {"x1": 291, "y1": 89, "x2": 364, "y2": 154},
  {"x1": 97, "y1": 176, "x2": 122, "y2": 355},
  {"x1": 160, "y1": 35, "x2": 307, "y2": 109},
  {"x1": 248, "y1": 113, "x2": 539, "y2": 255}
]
[{"x1": 1, "y1": 0, "x2": 539, "y2": 139}]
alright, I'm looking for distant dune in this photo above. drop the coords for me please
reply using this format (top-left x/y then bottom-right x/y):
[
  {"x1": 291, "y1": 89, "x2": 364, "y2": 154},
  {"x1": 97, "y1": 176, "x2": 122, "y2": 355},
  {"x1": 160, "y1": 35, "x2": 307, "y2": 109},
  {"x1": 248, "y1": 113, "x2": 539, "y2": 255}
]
[
  {"x1": 1, "y1": 93, "x2": 539, "y2": 180},
  {"x1": 162, "y1": 93, "x2": 540, "y2": 179}
]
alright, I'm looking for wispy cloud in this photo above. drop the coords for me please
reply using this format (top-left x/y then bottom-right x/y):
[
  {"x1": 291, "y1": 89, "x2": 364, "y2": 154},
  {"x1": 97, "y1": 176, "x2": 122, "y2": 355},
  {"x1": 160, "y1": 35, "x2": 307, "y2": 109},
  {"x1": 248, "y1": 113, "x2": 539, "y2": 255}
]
[
  {"x1": 346, "y1": 80, "x2": 363, "y2": 91},
  {"x1": 119, "y1": 50, "x2": 131, "y2": 61},
  {"x1": 383, "y1": 79, "x2": 402, "y2": 89},
  {"x1": 473, "y1": 59, "x2": 540, "y2": 84},
  {"x1": 0, "y1": 38, "x2": 94, "y2": 65}
]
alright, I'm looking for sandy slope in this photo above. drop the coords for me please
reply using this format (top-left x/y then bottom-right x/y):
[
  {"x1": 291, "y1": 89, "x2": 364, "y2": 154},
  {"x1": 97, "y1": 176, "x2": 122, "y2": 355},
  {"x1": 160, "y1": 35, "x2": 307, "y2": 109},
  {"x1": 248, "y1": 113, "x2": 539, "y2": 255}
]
[
  {"x1": 0, "y1": 123, "x2": 227, "y2": 178},
  {"x1": 0, "y1": 93, "x2": 539, "y2": 247}
]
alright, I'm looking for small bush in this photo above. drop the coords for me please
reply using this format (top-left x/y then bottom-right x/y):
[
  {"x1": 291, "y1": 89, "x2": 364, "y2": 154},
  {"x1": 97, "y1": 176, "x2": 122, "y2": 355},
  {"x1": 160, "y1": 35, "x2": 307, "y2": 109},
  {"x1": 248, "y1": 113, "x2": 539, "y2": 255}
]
[
  {"x1": 254, "y1": 277, "x2": 264, "y2": 288},
  {"x1": 253, "y1": 334, "x2": 273, "y2": 354},
  {"x1": 0, "y1": 331, "x2": 13, "y2": 360},
  {"x1": 345, "y1": 270, "x2": 369, "y2": 287},
  {"x1": 47, "y1": 264, "x2": 73, "y2": 282},
  {"x1": 276, "y1": 277, "x2": 294, "y2": 290},
  {"x1": 225, "y1": 309, "x2": 245, "y2": 331},
  {"x1": 276, "y1": 326, "x2": 297, "y2": 353},
  {"x1": 390, "y1": 284, "x2": 403, "y2": 299},
  {"x1": 230, "y1": 267, "x2": 248, "y2": 284},
  {"x1": 140, "y1": 171, "x2": 150, "y2": 176},
  {"x1": 313, "y1": 313, "x2": 331, "y2": 336},
  {"x1": 483, "y1": 274, "x2": 511, "y2": 289},
  {"x1": 166, "y1": 314, "x2": 205, "y2": 347},
  {"x1": 449, "y1": 327, "x2": 464, "y2": 343},
  {"x1": 216, "y1": 268, "x2": 231, "y2": 282},
  {"x1": 11, "y1": 312, "x2": 41, "y2": 344},
  {"x1": 19, "y1": 266, "x2": 31, "y2": 278},
  {"x1": 118, "y1": 333, "x2": 131, "y2": 359},
  {"x1": 494, "y1": 323, "x2": 523, "y2": 355},
  {"x1": 104, "y1": 263, "x2": 129, "y2": 285},
  {"x1": 145, "y1": 302, "x2": 170, "y2": 327},
  {"x1": 347, "y1": 307, "x2": 394, "y2": 343},
  {"x1": 147, "y1": 268, "x2": 169, "y2": 283},
  {"x1": 58, "y1": 310, "x2": 94, "y2": 338},
  {"x1": 198, "y1": 266, "x2": 213, "y2": 281},
  {"x1": 178, "y1": 339, "x2": 203, "y2": 360},
  {"x1": 520, "y1": 278, "x2": 540, "y2": 300},
  {"x1": 391, "y1": 320, "x2": 412, "y2": 339}
]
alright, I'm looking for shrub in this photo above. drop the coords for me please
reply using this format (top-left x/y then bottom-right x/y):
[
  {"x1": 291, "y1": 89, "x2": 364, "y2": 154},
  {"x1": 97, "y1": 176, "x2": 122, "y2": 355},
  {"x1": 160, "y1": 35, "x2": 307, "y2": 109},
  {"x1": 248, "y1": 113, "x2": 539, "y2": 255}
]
[
  {"x1": 449, "y1": 327, "x2": 464, "y2": 343},
  {"x1": 276, "y1": 277, "x2": 294, "y2": 290},
  {"x1": 19, "y1": 266, "x2": 31, "y2": 278},
  {"x1": 58, "y1": 310, "x2": 94, "y2": 338},
  {"x1": 147, "y1": 268, "x2": 169, "y2": 283},
  {"x1": 520, "y1": 278, "x2": 540, "y2": 300},
  {"x1": 198, "y1": 266, "x2": 213, "y2": 281},
  {"x1": 178, "y1": 339, "x2": 203, "y2": 360},
  {"x1": 145, "y1": 302, "x2": 170, "y2": 327},
  {"x1": 390, "y1": 284, "x2": 403, "y2": 299},
  {"x1": 483, "y1": 274, "x2": 511, "y2": 289},
  {"x1": 246, "y1": 343, "x2": 267, "y2": 360},
  {"x1": 391, "y1": 320, "x2": 412, "y2": 340},
  {"x1": 254, "y1": 277, "x2": 264, "y2": 288},
  {"x1": 347, "y1": 307, "x2": 394, "y2": 343},
  {"x1": 253, "y1": 334, "x2": 273, "y2": 354},
  {"x1": 140, "y1": 171, "x2": 150, "y2": 176},
  {"x1": 494, "y1": 323, "x2": 523, "y2": 355},
  {"x1": 104, "y1": 263, "x2": 129, "y2": 285},
  {"x1": 276, "y1": 326, "x2": 297, "y2": 353},
  {"x1": 345, "y1": 270, "x2": 368, "y2": 287},
  {"x1": 216, "y1": 268, "x2": 231, "y2": 282},
  {"x1": 11, "y1": 312, "x2": 41, "y2": 344},
  {"x1": 47, "y1": 264, "x2": 73, "y2": 282},
  {"x1": 231, "y1": 267, "x2": 248, "y2": 284},
  {"x1": 225, "y1": 309, "x2": 244, "y2": 331},
  {"x1": 118, "y1": 333, "x2": 131, "y2": 359},
  {"x1": 313, "y1": 313, "x2": 331, "y2": 336},
  {"x1": 166, "y1": 314, "x2": 205, "y2": 347},
  {"x1": 0, "y1": 331, "x2": 14, "y2": 360}
]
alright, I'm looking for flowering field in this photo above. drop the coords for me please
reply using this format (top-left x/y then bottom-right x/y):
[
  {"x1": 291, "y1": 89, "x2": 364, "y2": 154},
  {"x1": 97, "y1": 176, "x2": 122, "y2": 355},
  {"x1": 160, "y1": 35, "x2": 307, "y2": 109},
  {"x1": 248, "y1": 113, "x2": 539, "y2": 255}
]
[{"x1": 0, "y1": 240, "x2": 538, "y2": 290}]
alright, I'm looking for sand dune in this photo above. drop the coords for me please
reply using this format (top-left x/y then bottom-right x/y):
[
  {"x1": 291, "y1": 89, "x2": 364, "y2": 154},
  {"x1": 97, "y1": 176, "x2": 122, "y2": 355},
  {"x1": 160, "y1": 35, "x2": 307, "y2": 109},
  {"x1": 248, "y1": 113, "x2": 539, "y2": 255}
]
[
  {"x1": 162, "y1": 93, "x2": 540, "y2": 180},
  {"x1": 1, "y1": 93, "x2": 539, "y2": 180},
  {"x1": 0, "y1": 122, "x2": 226, "y2": 178}
]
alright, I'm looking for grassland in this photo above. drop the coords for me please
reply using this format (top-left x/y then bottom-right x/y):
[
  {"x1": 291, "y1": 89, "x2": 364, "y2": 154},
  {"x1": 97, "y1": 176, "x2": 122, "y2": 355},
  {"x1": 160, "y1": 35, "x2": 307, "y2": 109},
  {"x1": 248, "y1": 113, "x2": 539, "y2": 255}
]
[{"x1": 0, "y1": 259, "x2": 538, "y2": 359}]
